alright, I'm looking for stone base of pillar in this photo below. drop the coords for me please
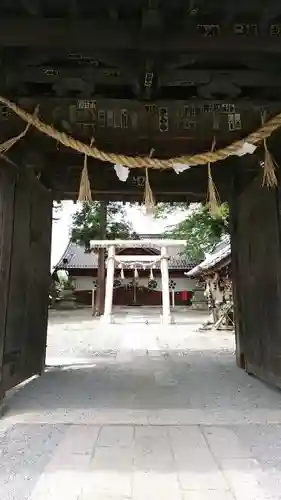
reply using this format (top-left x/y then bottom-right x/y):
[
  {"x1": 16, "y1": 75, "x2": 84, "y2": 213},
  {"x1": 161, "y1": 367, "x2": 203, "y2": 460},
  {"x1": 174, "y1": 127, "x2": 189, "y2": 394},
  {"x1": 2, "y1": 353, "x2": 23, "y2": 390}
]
[
  {"x1": 160, "y1": 314, "x2": 175, "y2": 325},
  {"x1": 100, "y1": 314, "x2": 115, "y2": 324}
]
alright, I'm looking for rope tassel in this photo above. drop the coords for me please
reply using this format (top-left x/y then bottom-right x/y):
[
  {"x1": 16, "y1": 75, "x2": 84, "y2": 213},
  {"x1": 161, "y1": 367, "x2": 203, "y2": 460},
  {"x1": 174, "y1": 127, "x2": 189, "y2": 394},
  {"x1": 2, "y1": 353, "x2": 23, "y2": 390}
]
[
  {"x1": 207, "y1": 138, "x2": 221, "y2": 216},
  {"x1": 143, "y1": 149, "x2": 156, "y2": 215},
  {"x1": 120, "y1": 267, "x2": 125, "y2": 280},
  {"x1": 261, "y1": 112, "x2": 278, "y2": 188},
  {"x1": 144, "y1": 168, "x2": 155, "y2": 215},
  {"x1": 150, "y1": 268, "x2": 154, "y2": 280},
  {"x1": 78, "y1": 139, "x2": 94, "y2": 202}
]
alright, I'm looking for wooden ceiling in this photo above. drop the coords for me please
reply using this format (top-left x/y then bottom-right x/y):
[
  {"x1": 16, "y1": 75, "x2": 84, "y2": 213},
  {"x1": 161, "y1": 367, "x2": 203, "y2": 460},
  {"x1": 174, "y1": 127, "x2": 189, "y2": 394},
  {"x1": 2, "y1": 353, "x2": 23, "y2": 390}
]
[{"x1": 1, "y1": 0, "x2": 281, "y2": 201}]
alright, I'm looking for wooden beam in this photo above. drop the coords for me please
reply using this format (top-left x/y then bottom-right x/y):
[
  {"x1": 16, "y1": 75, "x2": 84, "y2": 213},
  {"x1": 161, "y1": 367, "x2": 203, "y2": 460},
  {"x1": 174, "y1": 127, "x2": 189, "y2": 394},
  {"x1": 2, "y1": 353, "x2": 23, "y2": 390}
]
[
  {"x1": 6, "y1": 67, "x2": 133, "y2": 86},
  {"x1": 1, "y1": 97, "x2": 279, "y2": 112},
  {"x1": 0, "y1": 98, "x2": 278, "y2": 161},
  {"x1": 44, "y1": 158, "x2": 258, "y2": 203},
  {"x1": 92, "y1": 240, "x2": 187, "y2": 248},
  {"x1": 159, "y1": 70, "x2": 281, "y2": 88},
  {"x1": 5, "y1": 67, "x2": 281, "y2": 93},
  {"x1": 57, "y1": 191, "x2": 202, "y2": 202},
  {"x1": 1, "y1": 19, "x2": 281, "y2": 53}
]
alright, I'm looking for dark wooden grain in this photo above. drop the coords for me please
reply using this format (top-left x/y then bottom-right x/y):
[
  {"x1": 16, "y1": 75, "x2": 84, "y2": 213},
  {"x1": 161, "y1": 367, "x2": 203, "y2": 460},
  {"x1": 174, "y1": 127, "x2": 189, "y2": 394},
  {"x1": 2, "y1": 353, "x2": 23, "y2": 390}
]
[
  {"x1": 1, "y1": 168, "x2": 52, "y2": 394},
  {"x1": 24, "y1": 174, "x2": 52, "y2": 376},
  {"x1": 1, "y1": 19, "x2": 281, "y2": 53},
  {"x1": 231, "y1": 172, "x2": 281, "y2": 384},
  {"x1": 0, "y1": 165, "x2": 16, "y2": 400}
]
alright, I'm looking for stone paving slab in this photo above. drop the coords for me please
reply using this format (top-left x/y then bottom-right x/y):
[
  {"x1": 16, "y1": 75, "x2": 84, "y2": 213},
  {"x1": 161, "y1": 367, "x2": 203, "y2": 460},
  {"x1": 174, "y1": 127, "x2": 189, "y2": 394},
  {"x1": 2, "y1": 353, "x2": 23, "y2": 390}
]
[
  {"x1": 1, "y1": 309, "x2": 281, "y2": 499},
  {"x1": 1, "y1": 423, "x2": 281, "y2": 499}
]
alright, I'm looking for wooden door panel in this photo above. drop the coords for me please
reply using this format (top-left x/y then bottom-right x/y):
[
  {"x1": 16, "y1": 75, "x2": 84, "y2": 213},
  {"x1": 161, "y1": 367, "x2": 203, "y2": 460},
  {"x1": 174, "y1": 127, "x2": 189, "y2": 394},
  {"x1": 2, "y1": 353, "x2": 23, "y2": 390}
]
[
  {"x1": 232, "y1": 174, "x2": 281, "y2": 387},
  {"x1": 0, "y1": 168, "x2": 52, "y2": 395}
]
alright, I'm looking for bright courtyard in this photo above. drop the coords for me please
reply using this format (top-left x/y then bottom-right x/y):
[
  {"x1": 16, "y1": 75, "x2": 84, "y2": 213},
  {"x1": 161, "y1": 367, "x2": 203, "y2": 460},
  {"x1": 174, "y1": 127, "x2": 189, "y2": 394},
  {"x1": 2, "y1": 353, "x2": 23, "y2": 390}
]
[{"x1": 1, "y1": 308, "x2": 281, "y2": 500}]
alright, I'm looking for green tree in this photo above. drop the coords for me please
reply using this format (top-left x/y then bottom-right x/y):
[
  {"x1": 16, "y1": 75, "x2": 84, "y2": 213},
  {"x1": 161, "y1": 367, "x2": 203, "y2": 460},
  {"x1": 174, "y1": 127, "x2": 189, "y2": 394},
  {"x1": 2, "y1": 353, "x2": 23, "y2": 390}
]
[
  {"x1": 71, "y1": 202, "x2": 136, "y2": 249},
  {"x1": 159, "y1": 203, "x2": 229, "y2": 262},
  {"x1": 154, "y1": 202, "x2": 188, "y2": 218},
  {"x1": 70, "y1": 201, "x2": 136, "y2": 315}
]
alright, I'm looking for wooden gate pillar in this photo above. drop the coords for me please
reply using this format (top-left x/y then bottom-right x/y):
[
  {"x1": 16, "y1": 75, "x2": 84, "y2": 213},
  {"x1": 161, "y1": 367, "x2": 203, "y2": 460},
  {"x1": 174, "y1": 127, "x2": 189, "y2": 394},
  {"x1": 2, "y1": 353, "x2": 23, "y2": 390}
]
[
  {"x1": 229, "y1": 168, "x2": 246, "y2": 369},
  {"x1": 0, "y1": 164, "x2": 52, "y2": 399},
  {"x1": 230, "y1": 171, "x2": 281, "y2": 387},
  {"x1": 24, "y1": 173, "x2": 52, "y2": 376},
  {"x1": 0, "y1": 165, "x2": 17, "y2": 400}
]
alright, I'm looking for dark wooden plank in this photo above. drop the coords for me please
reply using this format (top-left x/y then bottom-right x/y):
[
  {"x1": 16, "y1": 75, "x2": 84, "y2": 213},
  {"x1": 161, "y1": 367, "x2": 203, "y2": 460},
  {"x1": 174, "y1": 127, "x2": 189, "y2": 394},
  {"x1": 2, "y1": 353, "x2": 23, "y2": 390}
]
[
  {"x1": 24, "y1": 174, "x2": 52, "y2": 376},
  {"x1": 0, "y1": 19, "x2": 281, "y2": 53},
  {"x1": 2, "y1": 170, "x2": 32, "y2": 392},
  {"x1": 4, "y1": 172, "x2": 31, "y2": 355},
  {"x1": 229, "y1": 169, "x2": 245, "y2": 369},
  {"x1": 6, "y1": 67, "x2": 281, "y2": 91},
  {"x1": 48, "y1": 159, "x2": 257, "y2": 204},
  {"x1": 232, "y1": 171, "x2": 281, "y2": 386},
  {"x1": 0, "y1": 164, "x2": 16, "y2": 398},
  {"x1": 2, "y1": 169, "x2": 52, "y2": 392},
  {"x1": 1, "y1": 97, "x2": 278, "y2": 111}
]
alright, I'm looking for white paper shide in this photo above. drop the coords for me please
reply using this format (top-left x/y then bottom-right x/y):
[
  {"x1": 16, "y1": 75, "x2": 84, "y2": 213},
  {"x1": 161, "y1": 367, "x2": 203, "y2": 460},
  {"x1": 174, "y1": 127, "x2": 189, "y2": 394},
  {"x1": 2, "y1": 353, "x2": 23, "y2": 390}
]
[{"x1": 114, "y1": 164, "x2": 130, "y2": 182}]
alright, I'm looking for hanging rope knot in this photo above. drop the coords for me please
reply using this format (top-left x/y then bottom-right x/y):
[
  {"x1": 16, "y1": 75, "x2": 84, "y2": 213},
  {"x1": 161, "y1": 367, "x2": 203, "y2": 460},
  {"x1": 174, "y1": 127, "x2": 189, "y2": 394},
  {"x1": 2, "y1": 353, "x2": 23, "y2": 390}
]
[
  {"x1": 261, "y1": 111, "x2": 278, "y2": 188},
  {"x1": 207, "y1": 137, "x2": 221, "y2": 216},
  {"x1": 78, "y1": 138, "x2": 94, "y2": 202},
  {"x1": 0, "y1": 104, "x2": 39, "y2": 157},
  {"x1": 143, "y1": 148, "x2": 156, "y2": 215}
]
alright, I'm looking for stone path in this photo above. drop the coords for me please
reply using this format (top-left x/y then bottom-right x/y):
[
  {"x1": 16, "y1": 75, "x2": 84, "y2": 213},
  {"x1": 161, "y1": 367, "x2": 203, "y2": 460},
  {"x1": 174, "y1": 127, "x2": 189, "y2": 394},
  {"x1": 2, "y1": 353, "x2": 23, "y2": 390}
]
[{"x1": 1, "y1": 308, "x2": 281, "y2": 499}]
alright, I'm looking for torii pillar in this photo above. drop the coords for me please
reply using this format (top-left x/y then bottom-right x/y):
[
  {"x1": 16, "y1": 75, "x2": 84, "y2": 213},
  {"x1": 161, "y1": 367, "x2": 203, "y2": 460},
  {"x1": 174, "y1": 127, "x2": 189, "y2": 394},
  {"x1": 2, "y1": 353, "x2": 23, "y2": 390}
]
[
  {"x1": 102, "y1": 245, "x2": 115, "y2": 324},
  {"x1": 160, "y1": 246, "x2": 174, "y2": 324}
]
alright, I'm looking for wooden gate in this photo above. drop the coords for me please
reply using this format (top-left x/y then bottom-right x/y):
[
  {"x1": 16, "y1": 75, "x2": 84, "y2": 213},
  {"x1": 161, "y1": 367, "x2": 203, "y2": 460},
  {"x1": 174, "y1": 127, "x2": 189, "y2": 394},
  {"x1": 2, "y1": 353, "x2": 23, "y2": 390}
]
[
  {"x1": 231, "y1": 173, "x2": 281, "y2": 387},
  {"x1": 0, "y1": 163, "x2": 52, "y2": 400}
]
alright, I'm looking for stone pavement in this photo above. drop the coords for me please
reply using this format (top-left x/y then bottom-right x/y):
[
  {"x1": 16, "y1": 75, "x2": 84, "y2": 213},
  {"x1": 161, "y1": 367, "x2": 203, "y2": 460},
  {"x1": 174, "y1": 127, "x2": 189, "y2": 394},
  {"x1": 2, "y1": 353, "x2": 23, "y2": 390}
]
[{"x1": 1, "y1": 308, "x2": 281, "y2": 499}]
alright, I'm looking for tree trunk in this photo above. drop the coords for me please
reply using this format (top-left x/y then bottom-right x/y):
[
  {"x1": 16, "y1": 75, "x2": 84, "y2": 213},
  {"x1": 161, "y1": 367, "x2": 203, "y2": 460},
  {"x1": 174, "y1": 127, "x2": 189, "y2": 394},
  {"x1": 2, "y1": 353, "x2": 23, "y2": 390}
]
[{"x1": 94, "y1": 201, "x2": 107, "y2": 316}]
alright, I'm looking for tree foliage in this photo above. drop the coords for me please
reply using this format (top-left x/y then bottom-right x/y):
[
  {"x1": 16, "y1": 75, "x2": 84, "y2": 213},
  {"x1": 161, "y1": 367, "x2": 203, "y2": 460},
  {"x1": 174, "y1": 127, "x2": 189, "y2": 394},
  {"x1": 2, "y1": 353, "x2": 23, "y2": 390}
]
[
  {"x1": 162, "y1": 203, "x2": 229, "y2": 262},
  {"x1": 154, "y1": 202, "x2": 188, "y2": 218},
  {"x1": 70, "y1": 202, "x2": 136, "y2": 249}
]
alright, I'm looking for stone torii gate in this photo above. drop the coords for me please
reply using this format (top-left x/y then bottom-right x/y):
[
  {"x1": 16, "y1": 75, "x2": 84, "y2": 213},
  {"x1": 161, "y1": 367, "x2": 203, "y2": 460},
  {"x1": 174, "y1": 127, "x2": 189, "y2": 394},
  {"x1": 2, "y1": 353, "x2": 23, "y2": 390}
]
[{"x1": 90, "y1": 239, "x2": 187, "y2": 324}]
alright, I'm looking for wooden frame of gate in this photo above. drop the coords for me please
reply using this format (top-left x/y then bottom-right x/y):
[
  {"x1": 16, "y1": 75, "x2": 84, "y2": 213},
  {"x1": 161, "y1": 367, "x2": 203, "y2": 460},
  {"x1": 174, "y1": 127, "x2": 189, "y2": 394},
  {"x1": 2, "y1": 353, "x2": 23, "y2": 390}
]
[{"x1": 0, "y1": 162, "x2": 52, "y2": 402}]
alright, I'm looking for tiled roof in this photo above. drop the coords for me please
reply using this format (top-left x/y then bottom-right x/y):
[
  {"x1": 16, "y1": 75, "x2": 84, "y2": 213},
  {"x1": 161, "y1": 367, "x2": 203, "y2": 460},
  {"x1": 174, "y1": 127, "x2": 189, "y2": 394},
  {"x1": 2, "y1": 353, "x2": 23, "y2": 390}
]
[
  {"x1": 186, "y1": 236, "x2": 231, "y2": 277},
  {"x1": 55, "y1": 241, "x2": 196, "y2": 271},
  {"x1": 56, "y1": 242, "x2": 98, "y2": 269}
]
